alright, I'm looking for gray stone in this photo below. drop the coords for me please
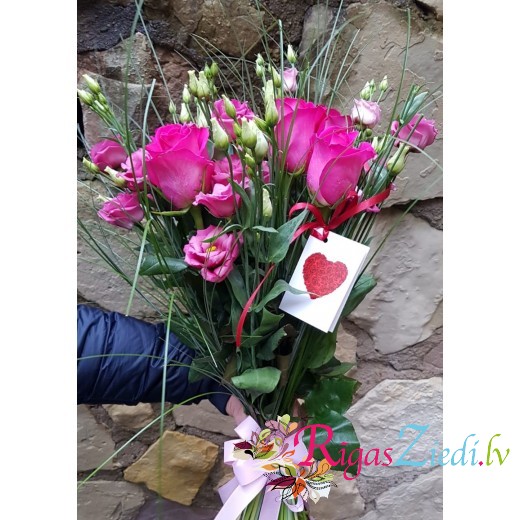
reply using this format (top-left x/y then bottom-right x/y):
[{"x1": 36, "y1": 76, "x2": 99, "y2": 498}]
[
  {"x1": 347, "y1": 378, "x2": 442, "y2": 478},
  {"x1": 196, "y1": 0, "x2": 265, "y2": 57},
  {"x1": 350, "y1": 209, "x2": 442, "y2": 354},
  {"x1": 77, "y1": 405, "x2": 116, "y2": 472},
  {"x1": 77, "y1": 180, "x2": 162, "y2": 319},
  {"x1": 104, "y1": 403, "x2": 157, "y2": 431},
  {"x1": 336, "y1": 324, "x2": 358, "y2": 365},
  {"x1": 310, "y1": 471, "x2": 365, "y2": 519},
  {"x1": 77, "y1": 480, "x2": 146, "y2": 520},
  {"x1": 398, "y1": 197, "x2": 443, "y2": 230},
  {"x1": 330, "y1": 2, "x2": 443, "y2": 204},
  {"x1": 173, "y1": 400, "x2": 237, "y2": 438},
  {"x1": 359, "y1": 467, "x2": 442, "y2": 520},
  {"x1": 299, "y1": 5, "x2": 335, "y2": 56},
  {"x1": 136, "y1": 498, "x2": 219, "y2": 520},
  {"x1": 417, "y1": 0, "x2": 443, "y2": 20}
]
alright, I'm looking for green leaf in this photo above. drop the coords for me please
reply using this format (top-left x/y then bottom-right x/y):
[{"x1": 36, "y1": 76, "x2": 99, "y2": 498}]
[
  {"x1": 303, "y1": 376, "x2": 360, "y2": 472},
  {"x1": 253, "y1": 279, "x2": 308, "y2": 312},
  {"x1": 252, "y1": 226, "x2": 278, "y2": 233},
  {"x1": 230, "y1": 178, "x2": 252, "y2": 225},
  {"x1": 227, "y1": 268, "x2": 248, "y2": 307},
  {"x1": 304, "y1": 330, "x2": 336, "y2": 370},
  {"x1": 341, "y1": 274, "x2": 376, "y2": 318},
  {"x1": 312, "y1": 356, "x2": 355, "y2": 377},
  {"x1": 240, "y1": 308, "x2": 284, "y2": 349},
  {"x1": 232, "y1": 367, "x2": 281, "y2": 393},
  {"x1": 267, "y1": 210, "x2": 308, "y2": 264},
  {"x1": 257, "y1": 327, "x2": 287, "y2": 361},
  {"x1": 139, "y1": 255, "x2": 188, "y2": 276},
  {"x1": 202, "y1": 224, "x2": 243, "y2": 242}
]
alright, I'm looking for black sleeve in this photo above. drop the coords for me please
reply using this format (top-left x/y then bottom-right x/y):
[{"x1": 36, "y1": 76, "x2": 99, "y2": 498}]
[{"x1": 77, "y1": 304, "x2": 230, "y2": 414}]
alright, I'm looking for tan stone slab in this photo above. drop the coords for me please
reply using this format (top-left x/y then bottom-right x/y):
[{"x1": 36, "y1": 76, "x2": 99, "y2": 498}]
[
  {"x1": 173, "y1": 400, "x2": 237, "y2": 438},
  {"x1": 104, "y1": 403, "x2": 157, "y2": 431},
  {"x1": 124, "y1": 430, "x2": 219, "y2": 505}
]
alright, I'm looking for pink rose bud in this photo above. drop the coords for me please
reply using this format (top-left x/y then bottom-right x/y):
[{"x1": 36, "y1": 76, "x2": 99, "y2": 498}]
[
  {"x1": 90, "y1": 139, "x2": 127, "y2": 171},
  {"x1": 146, "y1": 124, "x2": 214, "y2": 209},
  {"x1": 183, "y1": 225, "x2": 242, "y2": 283},
  {"x1": 307, "y1": 126, "x2": 376, "y2": 207},
  {"x1": 97, "y1": 192, "x2": 144, "y2": 230},
  {"x1": 282, "y1": 67, "x2": 298, "y2": 93},
  {"x1": 391, "y1": 114, "x2": 437, "y2": 151},
  {"x1": 350, "y1": 99, "x2": 382, "y2": 129}
]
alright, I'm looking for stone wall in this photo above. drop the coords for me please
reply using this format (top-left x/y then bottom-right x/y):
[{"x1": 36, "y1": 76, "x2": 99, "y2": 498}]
[{"x1": 77, "y1": 1, "x2": 443, "y2": 518}]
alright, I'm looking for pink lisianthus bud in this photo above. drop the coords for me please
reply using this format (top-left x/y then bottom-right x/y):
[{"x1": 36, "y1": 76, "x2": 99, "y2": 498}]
[
  {"x1": 90, "y1": 139, "x2": 127, "y2": 171},
  {"x1": 183, "y1": 225, "x2": 242, "y2": 283},
  {"x1": 350, "y1": 99, "x2": 382, "y2": 129},
  {"x1": 212, "y1": 99, "x2": 255, "y2": 139},
  {"x1": 97, "y1": 192, "x2": 144, "y2": 230},
  {"x1": 118, "y1": 148, "x2": 150, "y2": 191},
  {"x1": 307, "y1": 126, "x2": 376, "y2": 207},
  {"x1": 282, "y1": 67, "x2": 298, "y2": 93},
  {"x1": 390, "y1": 114, "x2": 438, "y2": 151},
  {"x1": 146, "y1": 123, "x2": 214, "y2": 209},
  {"x1": 193, "y1": 183, "x2": 240, "y2": 218}
]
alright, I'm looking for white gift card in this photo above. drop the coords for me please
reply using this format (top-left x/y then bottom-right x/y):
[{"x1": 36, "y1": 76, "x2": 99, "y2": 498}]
[{"x1": 279, "y1": 230, "x2": 370, "y2": 333}]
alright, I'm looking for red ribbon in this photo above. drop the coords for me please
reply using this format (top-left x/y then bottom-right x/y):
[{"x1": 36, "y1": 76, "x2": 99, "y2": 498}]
[{"x1": 235, "y1": 187, "x2": 391, "y2": 347}]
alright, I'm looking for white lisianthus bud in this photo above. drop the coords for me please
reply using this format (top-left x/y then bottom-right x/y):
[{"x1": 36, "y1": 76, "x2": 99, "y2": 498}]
[
  {"x1": 287, "y1": 44, "x2": 297, "y2": 64},
  {"x1": 210, "y1": 62, "x2": 219, "y2": 78},
  {"x1": 188, "y1": 70, "x2": 199, "y2": 95},
  {"x1": 197, "y1": 109, "x2": 209, "y2": 128},
  {"x1": 182, "y1": 84, "x2": 191, "y2": 104},
  {"x1": 104, "y1": 166, "x2": 127, "y2": 188},
  {"x1": 77, "y1": 89, "x2": 95, "y2": 106},
  {"x1": 360, "y1": 81, "x2": 372, "y2": 100},
  {"x1": 204, "y1": 63, "x2": 212, "y2": 79},
  {"x1": 233, "y1": 121, "x2": 242, "y2": 138},
  {"x1": 262, "y1": 187, "x2": 272, "y2": 218},
  {"x1": 197, "y1": 71, "x2": 211, "y2": 99},
  {"x1": 82, "y1": 157, "x2": 100, "y2": 174},
  {"x1": 83, "y1": 74, "x2": 101, "y2": 94},
  {"x1": 265, "y1": 100, "x2": 279, "y2": 126},
  {"x1": 387, "y1": 144, "x2": 410, "y2": 176},
  {"x1": 169, "y1": 100, "x2": 177, "y2": 115},
  {"x1": 179, "y1": 103, "x2": 190, "y2": 123},
  {"x1": 379, "y1": 75, "x2": 388, "y2": 93},
  {"x1": 244, "y1": 153, "x2": 256, "y2": 169},
  {"x1": 222, "y1": 95, "x2": 236, "y2": 119},
  {"x1": 271, "y1": 67, "x2": 282, "y2": 88},
  {"x1": 263, "y1": 80, "x2": 275, "y2": 104},
  {"x1": 254, "y1": 130, "x2": 269, "y2": 162},
  {"x1": 211, "y1": 117, "x2": 229, "y2": 151},
  {"x1": 241, "y1": 119, "x2": 258, "y2": 149},
  {"x1": 256, "y1": 53, "x2": 265, "y2": 67},
  {"x1": 254, "y1": 117, "x2": 269, "y2": 133}
]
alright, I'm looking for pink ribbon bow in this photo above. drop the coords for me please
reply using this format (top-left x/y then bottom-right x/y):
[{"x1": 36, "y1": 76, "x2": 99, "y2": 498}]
[{"x1": 216, "y1": 416, "x2": 310, "y2": 519}]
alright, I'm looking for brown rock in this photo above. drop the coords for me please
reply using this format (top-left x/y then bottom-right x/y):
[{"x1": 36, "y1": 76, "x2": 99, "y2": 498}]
[
  {"x1": 124, "y1": 431, "x2": 219, "y2": 505},
  {"x1": 105, "y1": 403, "x2": 157, "y2": 431}
]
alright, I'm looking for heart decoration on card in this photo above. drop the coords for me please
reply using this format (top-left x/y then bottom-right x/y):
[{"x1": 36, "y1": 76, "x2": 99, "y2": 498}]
[{"x1": 303, "y1": 253, "x2": 348, "y2": 300}]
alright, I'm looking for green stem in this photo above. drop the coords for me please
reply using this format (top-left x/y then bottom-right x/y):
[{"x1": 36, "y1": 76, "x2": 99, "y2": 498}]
[{"x1": 190, "y1": 205, "x2": 204, "y2": 230}]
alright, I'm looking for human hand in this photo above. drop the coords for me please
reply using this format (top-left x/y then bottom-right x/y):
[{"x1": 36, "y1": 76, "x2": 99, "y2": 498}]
[{"x1": 225, "y1": 394, "x2": 248, "y2": 426}]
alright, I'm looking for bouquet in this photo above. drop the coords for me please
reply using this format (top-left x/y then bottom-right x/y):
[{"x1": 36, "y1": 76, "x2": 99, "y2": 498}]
[{"x1": 78, "y1": 12, "x2": 439, "y2": 518}]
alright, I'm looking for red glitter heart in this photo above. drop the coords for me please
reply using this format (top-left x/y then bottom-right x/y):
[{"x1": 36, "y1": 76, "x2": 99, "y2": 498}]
[{"x1": 303, "y1": 253, "x2": 348, "y2": 300}]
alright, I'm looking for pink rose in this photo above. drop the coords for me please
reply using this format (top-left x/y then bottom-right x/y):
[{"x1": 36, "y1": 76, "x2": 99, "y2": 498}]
[
  {"x1": 212, "y1": 99, "x2": 255, "y2": 140},
  {"x1": 319, "y1": 108, "x2": 354, "y2": 132},
  {"x1": 183, "y1": 225, "x2": 241, "y2": 283},
  {"x1": 119, "y1": 148, "x2": 150, "y2": 191},
  {"x1": 146, "y1": 124, "x2": 214, "y2": 209},
  {"x1": 274, "y1": 98, "x2": 327, "y2": 173},
  {"x1": 307, "y1": 126, "x2": 376, "y2": 206},
  {"x1": 97, "y1": 192, "x2": 144, "y2": 230},
  {"x1": 350, "y1": 99, "x2": 382, "y2": 129},
  {"x1": 90, "y1": 139, "x2": 127, "y2": 171},
  {"x1": 391, "y1": 115, "x2": 438, "y2": 151},
  {"x1": 283, "y1": 68, "x2": 298, "y2": 93}
]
